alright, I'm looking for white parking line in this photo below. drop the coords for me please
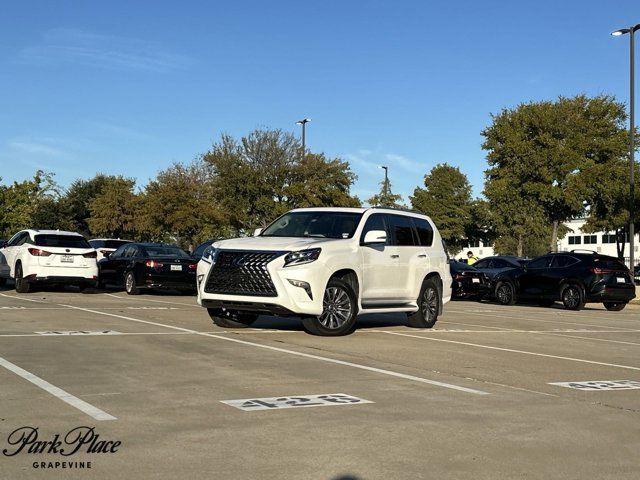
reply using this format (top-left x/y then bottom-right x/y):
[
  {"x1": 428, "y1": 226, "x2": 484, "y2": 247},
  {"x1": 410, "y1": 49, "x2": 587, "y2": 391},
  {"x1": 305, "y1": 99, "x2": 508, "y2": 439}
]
[
  {"x1": 58, "y1": 304, "x2": 489, "y2": 396},
  {"x1": 0, "y1": 356, "x2": 116, "y2": 421},
  {"x1": 104, "y1": 293, "x2": 199, "y2": 307},
  {"x1": 0, "y1": 293, "x2": 48, "y2": 303},
  {"x1": 376, "y1": 331, "x2": 640, "y2": 371}
]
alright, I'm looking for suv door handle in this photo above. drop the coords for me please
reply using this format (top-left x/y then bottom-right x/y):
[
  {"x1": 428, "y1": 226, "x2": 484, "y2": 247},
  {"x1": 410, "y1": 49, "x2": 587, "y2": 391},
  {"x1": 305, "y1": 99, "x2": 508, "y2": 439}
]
[
  {"x1": 390, "y1": 254, "x2": 399, "y2": 258},
  {"x1": 418, "y1": 254, "x2": 427, "y2": 258}
]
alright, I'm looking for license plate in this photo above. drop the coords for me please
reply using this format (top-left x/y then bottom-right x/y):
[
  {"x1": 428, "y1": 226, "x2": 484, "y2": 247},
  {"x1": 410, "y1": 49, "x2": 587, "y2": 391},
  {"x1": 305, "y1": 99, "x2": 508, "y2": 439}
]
[
  {"x1": 616, "y1": 277, "x2": 626, "y2": 284},
  {"x1": 170, "y1": 265, "x2": 182, "y2": 271},
  {"x1": 60, "y1": 255, "x2": 74, "y2": 263},
  {"x1": 472, "y1": 278, "x2": 480, "y2": 283}
]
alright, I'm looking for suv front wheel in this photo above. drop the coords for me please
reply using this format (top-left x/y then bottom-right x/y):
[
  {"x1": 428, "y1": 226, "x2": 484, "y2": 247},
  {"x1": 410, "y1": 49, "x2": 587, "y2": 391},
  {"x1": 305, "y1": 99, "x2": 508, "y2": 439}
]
[
  {"x1": 407, "y1": 278, "x2": 440, "y2": 328},
  {"x1": 302, "y1": 278, "x2": 357, "y2": 336}
]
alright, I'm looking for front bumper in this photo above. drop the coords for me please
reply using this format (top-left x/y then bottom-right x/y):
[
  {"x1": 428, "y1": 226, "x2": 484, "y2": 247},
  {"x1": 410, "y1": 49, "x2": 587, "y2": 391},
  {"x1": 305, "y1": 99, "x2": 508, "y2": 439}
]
[{"x1": 198, "y1": 256, "x2": 329, "y2": 316}]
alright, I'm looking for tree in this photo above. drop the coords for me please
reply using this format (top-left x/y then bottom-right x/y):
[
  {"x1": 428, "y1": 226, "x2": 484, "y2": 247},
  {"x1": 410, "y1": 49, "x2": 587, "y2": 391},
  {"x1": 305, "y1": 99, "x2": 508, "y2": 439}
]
[
  {"x1": 202, "y1": 128, "x2": 360, "y2": 233},
  {"x1": 0, "y1": 171, "x2": 61, "y2": 238},
  {"x1": 410, "y1": 164, "x2": 473, "y2": 255},
  {"x1": 139, "y1": 161, "x2": 229, "y2": 249},
  {"x1": 482, "y1": 95, "x2": 630, "y2": 252},
  {"x1": 367, "y1": 175, "x2": 403, "y2": 208},
  {"x1": 87, "y1": 177, "x2": 139, "y2": 238},
  {"x1": 63, "y1": 174, "x2": 121, "y2": 236}
]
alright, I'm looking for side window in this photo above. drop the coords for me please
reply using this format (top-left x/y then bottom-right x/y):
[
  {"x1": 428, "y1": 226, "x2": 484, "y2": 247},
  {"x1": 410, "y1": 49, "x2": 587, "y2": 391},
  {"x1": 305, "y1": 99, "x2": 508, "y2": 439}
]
[
  {"x1": 7, "y1": 232, "x2": 25, "y2": 246},
  {"x1": 474, "y1": 259, "x2": 490, "y2": 269},
  {"x1": 122, "y1": 245, "x2": 135, "y2": 258},
  {"x1": 412, "y1": 218, "x2": 434, "y2": 247},
  {"x1": 552, "y1": 255, "x2": 578, "y2": 268},
  {"x1": 16, "y1": 233, "x2": 30, "y2": 246},
  {"x1": 527, "y1": 256, "x2": 553, "y2": 269},
  {"x1": 360, "y1": 214, "x2": 387, "y2": 244},
  {"x1": 492, "y1": 259, "x2": 509, "y2": 268},
  {"x1": 388, "y1": 215, "x2": 417, "y2": 247},
  {"x1": 111, "y1": 245, "x2": 126, "y2": 258}
]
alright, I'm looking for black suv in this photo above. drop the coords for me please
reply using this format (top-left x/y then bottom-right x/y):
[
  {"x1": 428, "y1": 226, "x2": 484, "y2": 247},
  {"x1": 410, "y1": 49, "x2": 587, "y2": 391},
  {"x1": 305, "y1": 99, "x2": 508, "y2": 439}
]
[{"x1": 492, "y1": 251, "x2": 636, "y2": 311}]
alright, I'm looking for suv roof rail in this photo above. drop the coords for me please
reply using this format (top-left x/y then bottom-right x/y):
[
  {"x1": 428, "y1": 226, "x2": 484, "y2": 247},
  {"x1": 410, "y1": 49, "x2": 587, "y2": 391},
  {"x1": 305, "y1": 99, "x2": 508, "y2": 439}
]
[
  {"x1": 369, "y1": 206, "x2": 417, "y2": 213},
  {"x1": 570, "y1": 249, "x2": 598, "y2": 254}
]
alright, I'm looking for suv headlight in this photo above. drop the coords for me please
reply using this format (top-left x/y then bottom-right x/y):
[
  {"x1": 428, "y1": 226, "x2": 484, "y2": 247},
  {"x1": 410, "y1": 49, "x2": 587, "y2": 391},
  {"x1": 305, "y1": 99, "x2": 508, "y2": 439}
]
[
  {"x1": 201, "y1": 246, "x2": 217, "y2": 264},
  {"x1": 283, "y1": 248, "x2": 321, "y2": 267}
]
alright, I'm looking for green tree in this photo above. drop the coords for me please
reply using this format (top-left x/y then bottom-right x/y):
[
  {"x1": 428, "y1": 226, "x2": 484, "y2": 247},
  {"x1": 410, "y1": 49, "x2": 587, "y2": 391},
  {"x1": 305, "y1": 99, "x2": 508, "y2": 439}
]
[
  {"x1": 202, "y1": 128, "x2": 360, "y2": 233},
  {"x1": 367, "y1": 175, "x2": 403, "y2": 208},
  {"x1": 410, "y1": 164, "x2": 473, "y2": 255},
  {"x1": 87, "y1": 177, "x2": 139, "y2": 238},
  {"x1": 63, "y1": 174, "x2": 120, "y2": 236},
  {"x1": 482, "y1": 94, "x2": 630, "y2": 252},
  {"x1": 139, "y1": 161, "x2": 228, "y2": 249}
]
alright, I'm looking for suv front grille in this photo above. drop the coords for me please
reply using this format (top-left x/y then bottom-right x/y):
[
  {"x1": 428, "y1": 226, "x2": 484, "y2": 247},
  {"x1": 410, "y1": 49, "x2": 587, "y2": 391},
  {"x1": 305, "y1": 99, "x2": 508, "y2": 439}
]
[{"x1": 204, "y1": 250, "x2": 285, "y2": 297}]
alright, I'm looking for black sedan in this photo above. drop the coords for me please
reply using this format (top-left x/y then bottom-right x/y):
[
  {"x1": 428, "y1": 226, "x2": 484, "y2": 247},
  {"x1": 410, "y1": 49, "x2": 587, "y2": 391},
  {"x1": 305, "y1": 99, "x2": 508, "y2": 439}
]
[
  {"x1": 98, "y1": 243, "x2": 197, "y2": 295},
  {"x1": 450, "y1": 260, "x2": 490, "y2": 299},
  {"x1": 492, "y1": 251, "x2": 636, "y2": 310},
  {"x1": 191, "y1": 239, "x2": 217, "y2": 261},
  {"x1": 472, "y1": 255, "x2": 528, "y2": 281}
]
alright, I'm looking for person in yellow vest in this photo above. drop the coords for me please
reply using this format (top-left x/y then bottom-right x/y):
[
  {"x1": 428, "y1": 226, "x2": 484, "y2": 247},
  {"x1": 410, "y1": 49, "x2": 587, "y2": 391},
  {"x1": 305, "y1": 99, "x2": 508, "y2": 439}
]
[{"x1": 467, "y1": 251, "x2": 479, "y2": 265}]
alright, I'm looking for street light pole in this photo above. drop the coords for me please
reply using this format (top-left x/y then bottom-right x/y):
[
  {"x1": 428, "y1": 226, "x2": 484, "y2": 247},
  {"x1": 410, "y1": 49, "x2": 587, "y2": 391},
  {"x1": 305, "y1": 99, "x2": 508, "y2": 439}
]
[
  {"x1": 612, "y1": 23, "x2": 640, "y2": 269},
  {"x1": 296, "y1": 118, "x2": 311, "y2": 162},
  {"x1": 380, "y1": 165, "x2": 389, "y2": 198}
]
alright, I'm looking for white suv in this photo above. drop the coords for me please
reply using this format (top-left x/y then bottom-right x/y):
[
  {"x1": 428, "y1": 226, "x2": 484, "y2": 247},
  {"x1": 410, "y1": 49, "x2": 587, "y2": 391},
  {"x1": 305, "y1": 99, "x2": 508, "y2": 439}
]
[
  {"x1": 197, "y1": 207, "x2": 452, "y2": 336},
  {"x1": 0, "y1": 230, "x2": 98, "y2": 293}
]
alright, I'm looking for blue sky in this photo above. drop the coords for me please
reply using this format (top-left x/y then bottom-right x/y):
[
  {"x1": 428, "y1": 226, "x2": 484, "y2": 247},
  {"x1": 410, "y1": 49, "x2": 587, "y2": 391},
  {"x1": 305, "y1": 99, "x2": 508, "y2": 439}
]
[{"x1": 0, "y1": 0, "x2": 638, "y2": 203}]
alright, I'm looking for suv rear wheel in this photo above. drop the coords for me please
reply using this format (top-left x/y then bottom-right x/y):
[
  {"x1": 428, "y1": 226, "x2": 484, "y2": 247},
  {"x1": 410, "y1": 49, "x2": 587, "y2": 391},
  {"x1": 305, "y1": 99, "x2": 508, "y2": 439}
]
[
  {"x1": 603, "y1": 302, "x2": 627, "y2": 311},
  {"x1": 495, "y1": 281, "x2": 516, "y2": 306},
  {"x1": 561, "y1": 284, "x2": 585, "y2": 310},
  {"x1": 208, "y1": 309, "x2": 258, "y2": 328},
  {"x1": 407, "y1": 278, "x2": 440, "y2": 328},
  {"x1": 302, "y1": 278, "x2": 357, "y2": 336},
  {"x1": 14, "y1": 263, "x2": 30, "y2": 293}
]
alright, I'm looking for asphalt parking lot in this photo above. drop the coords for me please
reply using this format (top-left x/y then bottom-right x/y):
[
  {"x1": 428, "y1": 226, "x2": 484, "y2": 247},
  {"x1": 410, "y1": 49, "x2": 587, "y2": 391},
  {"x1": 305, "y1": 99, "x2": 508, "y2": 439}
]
[{"x1": 1, "y1": 287, "x2": 640, "y2": 479}]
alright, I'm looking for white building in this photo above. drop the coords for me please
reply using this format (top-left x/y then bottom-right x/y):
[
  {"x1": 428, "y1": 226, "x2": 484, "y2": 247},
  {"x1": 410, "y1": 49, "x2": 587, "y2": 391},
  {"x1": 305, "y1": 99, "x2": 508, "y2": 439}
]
[{"x1": 463, "y1": 218, "x2": 639, "y2": 266}]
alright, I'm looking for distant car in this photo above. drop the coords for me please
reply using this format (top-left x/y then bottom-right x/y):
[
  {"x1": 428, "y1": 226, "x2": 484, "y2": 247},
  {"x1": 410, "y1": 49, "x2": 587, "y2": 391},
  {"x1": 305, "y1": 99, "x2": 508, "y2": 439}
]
[
  {"x1": 472, "y1": 255, "x2": 528, "y2": 281},
  {"x1": 492, "y1": 251, "x2": 636, "y2": 311},
  {"x1": 88, "y1": 238, "x2": 133, "y2": 261},
  {"x1": 191, "y1": 239, "x2": 217, "y2": 261},
  {"x1": 98, "y1": 242, "x2": 197, "y2": 295},
  {"x1": 450, "y1": 260, "x2": 490, "y2": 299},
  {"x1": 0, "y1": 229, "x2": 98, "y2": 292}
]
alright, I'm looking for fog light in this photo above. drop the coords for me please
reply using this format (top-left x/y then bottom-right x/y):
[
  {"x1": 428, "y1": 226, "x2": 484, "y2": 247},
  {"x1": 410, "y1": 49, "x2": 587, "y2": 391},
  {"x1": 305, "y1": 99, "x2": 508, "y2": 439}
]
[{"x1": 287, "y1": 279, "x2": 312, "y2": 300}]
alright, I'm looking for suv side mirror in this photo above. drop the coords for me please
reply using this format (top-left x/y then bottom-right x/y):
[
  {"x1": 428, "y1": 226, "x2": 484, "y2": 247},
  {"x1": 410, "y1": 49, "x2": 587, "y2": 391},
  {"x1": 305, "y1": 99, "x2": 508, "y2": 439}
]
[
  {"x1": 363, "y1": 230, "x2": 387, "y2": 245},
  {"x1": 253, "y1": 228, "x2": 263, "y2": 237}
]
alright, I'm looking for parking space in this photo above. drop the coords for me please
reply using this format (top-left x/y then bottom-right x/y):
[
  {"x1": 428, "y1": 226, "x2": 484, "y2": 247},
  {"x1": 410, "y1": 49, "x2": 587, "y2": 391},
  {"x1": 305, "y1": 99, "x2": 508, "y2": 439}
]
[{"x1": 1, "y1": 287, "x2": 640, "y2": 479}]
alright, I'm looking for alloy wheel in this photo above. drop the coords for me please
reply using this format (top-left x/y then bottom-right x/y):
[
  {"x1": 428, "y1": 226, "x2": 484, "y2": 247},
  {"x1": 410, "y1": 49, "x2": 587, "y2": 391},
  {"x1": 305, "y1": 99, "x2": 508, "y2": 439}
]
[
  {"x1": 421, "y1": 287, "x2": 438, "y2": 322},
  {"x1": 497, "y1": 284, "x2": 512, "y2": 304},
  {"x1": 318, "y1": 287, "x2": 352, "y2": 330},
  {"x1": 125, "y1": 273, "x2": 134, "y2": 292},
  {"x1": 563, "y1": 286, "x2": 580, "y2": 308}
]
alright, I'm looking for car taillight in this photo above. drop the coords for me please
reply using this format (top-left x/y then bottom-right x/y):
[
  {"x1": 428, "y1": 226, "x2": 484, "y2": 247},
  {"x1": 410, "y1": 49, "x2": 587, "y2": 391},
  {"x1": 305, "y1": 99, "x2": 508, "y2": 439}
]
[
  {"x1": 454, "y1": 274, "x2": 465, "y2": 280},
  {"x1": 28, "y1": 248, "x2": 52, "y2": 257},
  {"x1": 188, "y1": 264, "x2": 197, "y2": 270},
  {"x1": 83, "y1": 251, "x2": 97, "y2": 258},
  {"x1": 145, "y1": 260, "x2": 164, "y2": 268},
  {"x1": 590, "y1": 267, "x2": 624, "y2": 275}
]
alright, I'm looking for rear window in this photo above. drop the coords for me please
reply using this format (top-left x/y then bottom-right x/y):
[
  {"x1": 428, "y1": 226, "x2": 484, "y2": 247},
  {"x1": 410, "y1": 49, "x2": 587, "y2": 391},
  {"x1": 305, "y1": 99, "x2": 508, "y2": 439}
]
[
  {"x1": 34, "y1": 235, "x2": 90, "y2": 248},
  {"x1": 102, "y1": 240, "x2": 131, "y2": 249},
  {"x1": 592, "y1": 257, "x2": 627, "y2": 270},
  {"x1": 143, "y1": 246, "x2": 190, "y2": 258}
]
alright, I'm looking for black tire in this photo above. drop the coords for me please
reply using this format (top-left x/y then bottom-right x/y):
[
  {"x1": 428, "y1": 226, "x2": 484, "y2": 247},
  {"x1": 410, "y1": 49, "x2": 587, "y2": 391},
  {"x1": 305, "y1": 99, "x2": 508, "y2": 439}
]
[
  {"x1": 208, "y1": 308, "x2": 258, "y2": 328},
  {"x1": 407, "y1": 278, "x2": 441, "y2": 328},
  {"x1": 603, "y1": 302, "x2": 627, "y2": 311},
  {"x1": 302, "y1": 278, "x2": 357, "y2": 336},
  {"x1": 537, "y1": 299, "x2": 555, "y2": 307},
  {"x1": 14, "y1": 263, "x2": 30, "y2": 293},
  {"x1": 124, "y1": 271, "x2": 140, "y2": 295},
  {"x1": 561, "y1": 284, "x2": 585, "y2": 310},
  {"x1": 495, "y1": 281, "x2": 516, "y2": 306}
]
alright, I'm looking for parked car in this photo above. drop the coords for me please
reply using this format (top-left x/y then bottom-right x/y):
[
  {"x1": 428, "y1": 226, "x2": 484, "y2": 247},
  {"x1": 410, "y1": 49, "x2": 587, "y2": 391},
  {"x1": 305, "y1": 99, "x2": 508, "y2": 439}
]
[
  {"x1": 89, "y1": 238, "x2": 133, "y2": 261},
  {"x1": 98, "y1": 243, "x2": 197, "y2": 295},
  {"x1": 197, "y1": 207, "x2": 452, "y2": 336},
  {"x1": 450, "y1": 260, "x2": 490, "y2": 299},
  {"x1": 191, "y1": 239, "x2": 217, "y2": 261},
  {"x1": 492, "y1": 251, "x2": 636, "y2": 311},
  {"x1": 634, "y1": 263, "x2": 640, "y2": 285},
  {"x1": 472, "y1": 255, "x2": 528, "y2": 281},
  {"x1": 0, "y1": 230, "x2": 98, "y2": 292}
]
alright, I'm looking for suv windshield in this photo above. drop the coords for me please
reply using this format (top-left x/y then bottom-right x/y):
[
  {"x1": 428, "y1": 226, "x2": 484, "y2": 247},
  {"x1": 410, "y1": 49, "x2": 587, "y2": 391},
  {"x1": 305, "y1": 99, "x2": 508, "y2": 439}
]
[
  {"x1": 34, "y1": 235, "x2": 91, "y2": 248},
  {"x1": 261, "y1": 211, "x2": 363, "y2": 239}
]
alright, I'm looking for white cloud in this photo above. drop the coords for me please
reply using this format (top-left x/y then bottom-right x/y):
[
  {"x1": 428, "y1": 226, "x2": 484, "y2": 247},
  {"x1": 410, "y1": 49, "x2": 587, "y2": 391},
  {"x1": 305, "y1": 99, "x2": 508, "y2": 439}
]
[
  {"x1": 17, "y1": 28, "x2": 193, "y2": 72},
  {"x1": 9, "y1": 141, "x2": 66, "y2": 157}
]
